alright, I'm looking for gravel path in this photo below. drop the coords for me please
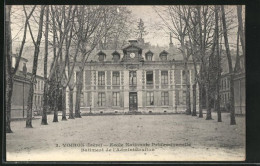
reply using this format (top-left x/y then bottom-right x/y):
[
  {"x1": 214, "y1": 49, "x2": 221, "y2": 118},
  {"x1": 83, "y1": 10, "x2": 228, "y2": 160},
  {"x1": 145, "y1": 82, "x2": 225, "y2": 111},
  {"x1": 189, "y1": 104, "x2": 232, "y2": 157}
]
[{"x1": 6, "y1": 113, "x2": 245, "y2": 161}]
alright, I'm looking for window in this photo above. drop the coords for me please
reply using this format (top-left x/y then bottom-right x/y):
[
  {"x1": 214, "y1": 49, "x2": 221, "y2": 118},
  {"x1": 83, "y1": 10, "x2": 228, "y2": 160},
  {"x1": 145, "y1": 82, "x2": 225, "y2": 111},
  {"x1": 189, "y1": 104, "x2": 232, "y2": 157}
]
[
  {"x1": 38, "y1": 96, "x2": 41, "y2": 106},
  {"x1": 146, "y1": 71, "x2": 153, "y2": 85},
  {"x1": 98, "y1": 92, "x2": 106, "y2": 106},
  {"x1": 112, "y1": 71, "x2": 120, "y2": 85},
  {"x1": 176, "y1": 90, "x2": 179, "y2": 105},
  {"x1": 34, "y1": 95, "x2": 37, "y2": 106},
  {"x1": 98, "y1": 71, "x2": 105, "y2": 85},
  {"x1": 99, "y1": 54, "x2": 105, "y2": 62},
  {"x1": 182, "y1": 70, "x2": 190, "y2": 84},
  {"x1": 161, "y1": 55, "x2": 167, "y2": 61},
  {"x1": 161, "y1": 92, "x2": 169, "y2": 105},
  {"x1": 113, "y1": 54, "x2": 120, "y2": 62},
  {"x1": 113, "y1": 92, "x2": 120, "y2": 106},
  {"x1": 146, "y1": 55, "x2": 152, "y2": 61},
  {"x1": 146, "y1": 92, "x2": 154, "y2": 106},
  {"x1": 161, "y1": 71, "x2": 168, "y2": 85},
  {"x1": 129, "y1": 71, "x2": 137, "y2": 86}
]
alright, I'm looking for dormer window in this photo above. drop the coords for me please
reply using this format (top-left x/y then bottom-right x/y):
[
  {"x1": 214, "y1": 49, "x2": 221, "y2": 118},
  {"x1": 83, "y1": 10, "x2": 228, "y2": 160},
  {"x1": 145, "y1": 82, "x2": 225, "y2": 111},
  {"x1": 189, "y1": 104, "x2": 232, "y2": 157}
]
[
  {"x1": 112, "y1": 51, "x2": 120, "y2": 62},
  {"x1": 97, "y1": 51, "x2": 106, "y2": 62},
  {"x1": 145, "y1": 50, "x2": 153, "y2": 61},
  {"x1": 159, "y1": 50, "x2": 168, "y2": 61}
]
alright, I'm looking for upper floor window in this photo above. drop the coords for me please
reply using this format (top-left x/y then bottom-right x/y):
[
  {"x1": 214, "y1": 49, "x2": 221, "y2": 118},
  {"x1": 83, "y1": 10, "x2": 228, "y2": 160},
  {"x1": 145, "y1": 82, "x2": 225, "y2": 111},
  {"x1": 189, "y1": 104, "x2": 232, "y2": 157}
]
[
  {"x1": 129, "y1": 71, "x2": 137, "y2": 86},
  {"x1": 159, "y1": 50, "x2": 168, "y2": 61},
  {"x1": 145, "y1": 51, "x2": 153, "y2": 61},
  {"x1": 161, "y1": 71, "x2": 168, "y2": 85},
  {"x1": 146, "y1": 71, "x2": 153, "y2": 85},
  {"x1": 113, "y1": 54, "x2": 120, "y2": 62},
  {"x1": 161, "y1": 55, "x2": 167, "y2": 61},
  {"x1": 99, "y1": 54, "x2": 105, "y2": 62},
  {"x1": 182, "y1": 70, "x2": 190, "y2": 84},
  {"x1": 147, "y1": 55, "x2": 152, "y2": 61},
  {"x1": 97, "y1": 51, "x2": 106, "y2": 62},
  {"x1": 98, "y1": 71, "x2": 105, "y2": 85},
  {"x1": 112, "y1": 71, "x2": 120, "y2": 85}
]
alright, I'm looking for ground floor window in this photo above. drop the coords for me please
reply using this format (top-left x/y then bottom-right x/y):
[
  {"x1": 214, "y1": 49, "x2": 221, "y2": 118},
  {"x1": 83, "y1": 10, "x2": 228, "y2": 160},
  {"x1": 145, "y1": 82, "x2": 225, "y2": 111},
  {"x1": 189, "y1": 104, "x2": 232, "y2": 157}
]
[
  {"x1": 161, "y1": 91, "x2": 169, "y2": 105},
  {"x1": 176, "y1": 90, "x2": 179, "y2": 105},
  {"x1": 98, "y1": 92, "x2": 106, "y2": 106},
  {"x1": 146, "y1": 92, "x2": 154, "y2": 106},
  {"x1": 113, "y1": 92, "x2": 120, "y2": 106}
]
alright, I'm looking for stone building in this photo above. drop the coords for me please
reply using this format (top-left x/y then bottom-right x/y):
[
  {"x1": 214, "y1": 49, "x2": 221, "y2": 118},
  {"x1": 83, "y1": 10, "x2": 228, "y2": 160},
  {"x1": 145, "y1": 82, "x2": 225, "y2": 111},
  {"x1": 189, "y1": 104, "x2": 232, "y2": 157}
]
[
  {"x1": 220, "y1": 54, "x2": 245, "y2": 115},
  {"x1": 10, "y1": 54, "x2": 45, "y2": 119},
  {"x1": 67, "y1": 39, "x2": 199, "y2": 114}
]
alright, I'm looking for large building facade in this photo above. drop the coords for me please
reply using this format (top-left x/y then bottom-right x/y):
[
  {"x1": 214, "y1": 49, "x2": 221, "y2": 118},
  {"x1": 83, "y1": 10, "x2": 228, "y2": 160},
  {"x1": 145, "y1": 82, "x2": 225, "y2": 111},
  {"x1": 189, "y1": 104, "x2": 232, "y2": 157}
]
[{"x1": 67, "y1": 40, "x2": 199, "y2": 114}]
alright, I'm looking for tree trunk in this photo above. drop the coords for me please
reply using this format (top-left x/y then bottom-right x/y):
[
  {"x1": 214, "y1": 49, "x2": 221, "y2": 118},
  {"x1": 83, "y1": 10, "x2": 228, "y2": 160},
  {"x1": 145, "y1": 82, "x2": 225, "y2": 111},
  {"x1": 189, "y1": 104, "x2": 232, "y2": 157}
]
[
  {"x1": 62, "y1": 87, "x2": 67, "y2": 120},
  {"x1": 221, "y1": 6, "x2": 236, "y2": 125},
  {"x1": 26, "y1": 81, "x2": 34, "y2": 128},
  {"x1": 215, "y1": 5, "x2": 222, "y2": 122},
  {"x1": 184, "y1": 62, "x2": 191, "y2": 115},
  {"x1": 192, "y1": 83, "x2": 197, "y2": 116},
  {"x1": 6, "y1": 76, "x2": 13, "y2": 133},
  {"x1": 198, "y1": 82, "x2": 203, "y2": 118},
  {"x1": 53, "y1": 87, "x2": 59, "y2": 122},
  {"x1": 41, "y1": 83, "x2": 48, "y2": 125},
  {"x1": 41, "y1": 5, "x2": 49, "y2": 125},
  {"x1": 205, "y1": 84, "x2": 212, "y2": 120},
  {"x1": 53, "y1": 107, "x2": 59, "y2": 122},
  {"x1": 68, "y1": 87, "x2": 74, "y2": 119},
  {"x1": 5, "y1": 5, "x2": 13, "y2": 133},
  {"x1": 26, "y1": 6, "x2": 45, "y2": 128},
  {"x1": 237, "y1": 5, "x2": 245, "y2": 57},
  {"x1": 75, "y1": 70, "x2": 83, "y2": 118},
  {"x1": 75, "y1": 84, "x2": 82, "y2": 118}
]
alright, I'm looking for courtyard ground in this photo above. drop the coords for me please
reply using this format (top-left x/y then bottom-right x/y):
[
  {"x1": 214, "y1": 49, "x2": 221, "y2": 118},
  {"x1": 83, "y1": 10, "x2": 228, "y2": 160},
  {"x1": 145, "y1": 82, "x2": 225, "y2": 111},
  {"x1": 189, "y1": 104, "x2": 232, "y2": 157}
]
[{"x1": 6, "y1": 112, "x2": 245, "y2": 161}]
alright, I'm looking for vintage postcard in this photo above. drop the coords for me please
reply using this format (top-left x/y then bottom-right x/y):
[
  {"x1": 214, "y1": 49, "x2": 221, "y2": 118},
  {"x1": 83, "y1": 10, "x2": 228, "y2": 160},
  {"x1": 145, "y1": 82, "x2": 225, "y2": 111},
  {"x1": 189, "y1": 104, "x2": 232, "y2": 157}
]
[{"x1": 5, "y1": 5, "x2": 245, "y2": 161}]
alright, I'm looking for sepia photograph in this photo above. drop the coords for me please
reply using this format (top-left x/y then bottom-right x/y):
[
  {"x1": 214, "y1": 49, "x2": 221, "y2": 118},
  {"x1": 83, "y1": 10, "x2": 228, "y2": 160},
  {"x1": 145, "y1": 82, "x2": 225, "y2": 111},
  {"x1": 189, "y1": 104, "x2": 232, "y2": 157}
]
[{"x1": 5, "y1": 5, "x2": 245, "y2": 161}]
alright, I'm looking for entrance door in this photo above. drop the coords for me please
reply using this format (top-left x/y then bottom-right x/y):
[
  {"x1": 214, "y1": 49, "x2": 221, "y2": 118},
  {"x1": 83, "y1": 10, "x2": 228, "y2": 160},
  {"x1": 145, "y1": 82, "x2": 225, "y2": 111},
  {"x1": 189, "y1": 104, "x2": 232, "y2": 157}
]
[{"x1": 129, "y1": 92, "x2": 138, "y2": 112}]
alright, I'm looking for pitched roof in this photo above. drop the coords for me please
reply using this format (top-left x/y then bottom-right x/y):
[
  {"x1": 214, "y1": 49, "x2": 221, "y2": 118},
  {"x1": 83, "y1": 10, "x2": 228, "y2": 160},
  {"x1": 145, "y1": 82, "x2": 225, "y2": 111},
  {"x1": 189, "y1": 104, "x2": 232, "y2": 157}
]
[{"x1": 145, "y1": 50, "x2": 153, "y2": 55}]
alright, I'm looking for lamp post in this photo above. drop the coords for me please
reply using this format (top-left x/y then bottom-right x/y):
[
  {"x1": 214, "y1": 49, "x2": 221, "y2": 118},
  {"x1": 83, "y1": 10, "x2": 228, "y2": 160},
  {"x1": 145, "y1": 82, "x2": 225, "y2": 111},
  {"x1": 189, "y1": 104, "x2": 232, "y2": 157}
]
[{"x1": 22, "y1": 62, "x2": 27, "y2": 118}]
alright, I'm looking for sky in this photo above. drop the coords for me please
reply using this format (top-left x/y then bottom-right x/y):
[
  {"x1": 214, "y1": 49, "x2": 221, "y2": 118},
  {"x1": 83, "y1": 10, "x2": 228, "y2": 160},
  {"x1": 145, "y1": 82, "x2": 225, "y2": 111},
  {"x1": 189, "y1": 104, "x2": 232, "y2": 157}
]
[
  {"x1": 10, "y1": 5, "x2": 244, "y2": 52},
  {"x1": 127, "y1": 6, "x2": 172, "y2": 47},
  {"x1": 126, "y1": 5, "x2": 244, "y2": 48},
  {"x1": 9, "y1": 5, "x2": 244, "y2": 76}
]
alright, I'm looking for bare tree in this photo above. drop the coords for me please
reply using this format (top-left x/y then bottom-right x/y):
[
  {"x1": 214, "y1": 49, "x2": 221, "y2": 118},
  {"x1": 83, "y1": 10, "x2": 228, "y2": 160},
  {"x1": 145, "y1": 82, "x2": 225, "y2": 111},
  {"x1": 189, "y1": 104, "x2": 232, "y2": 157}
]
[
  {"x1": 221, "y1": 6, "x2": 236, "y2": 125},
  {"x1": 25, "y1": 5, "x2": 45, "y2": 128},
  {"x1": 73, "y1": 6, "x2": 119, "y2": 118},
  {"x1": 154, "y1": 6, "x2": 191, "y2": 115},
  {"x1": 41, "y1": 5, "x2": 49, "y2": 125},
  {"x1": 214, "y1": 5, "x2": 222, "y2": 122},
  {"x1": 5, "y1": 5, "x2": 36, "y2": 132}
]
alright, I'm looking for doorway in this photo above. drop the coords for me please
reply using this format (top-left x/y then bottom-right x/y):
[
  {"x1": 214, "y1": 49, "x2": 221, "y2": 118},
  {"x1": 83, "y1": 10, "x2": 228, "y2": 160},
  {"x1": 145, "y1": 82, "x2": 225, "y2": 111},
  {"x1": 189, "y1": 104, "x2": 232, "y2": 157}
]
[{"x1": 129, "y1": 92, "x2": 138, "y2": 112}]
